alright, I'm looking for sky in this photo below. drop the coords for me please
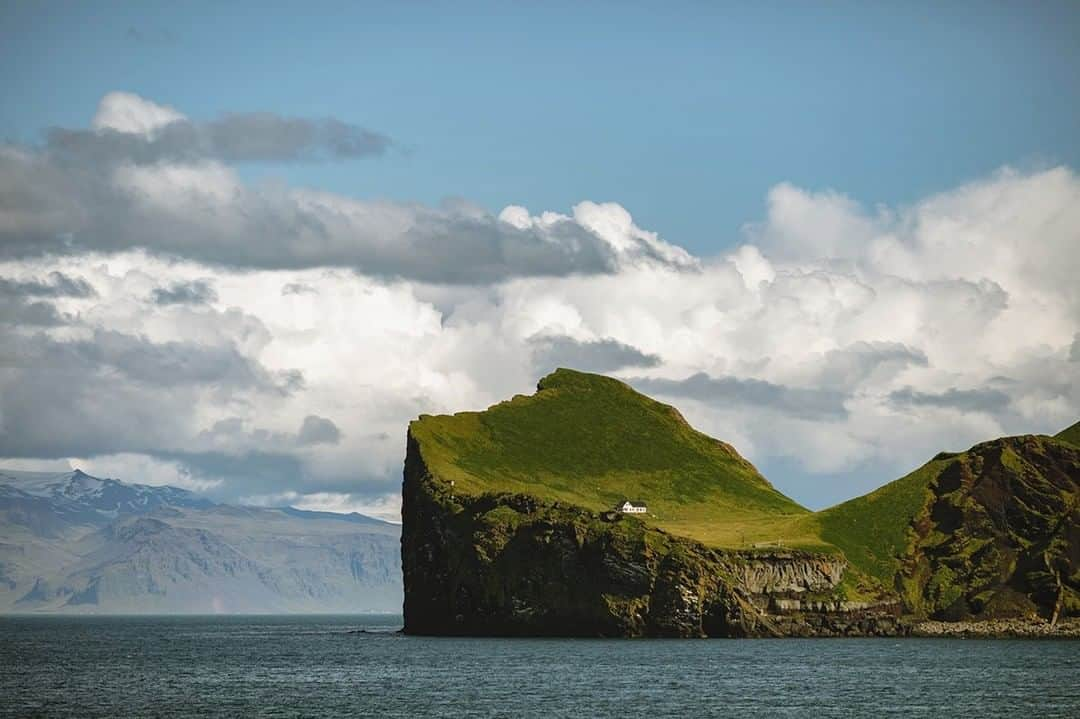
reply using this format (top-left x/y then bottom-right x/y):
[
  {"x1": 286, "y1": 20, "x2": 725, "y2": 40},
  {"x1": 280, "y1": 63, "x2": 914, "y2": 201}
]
[{"x1": 1, "y1": 1, "x2": 1078, "y2": 519}]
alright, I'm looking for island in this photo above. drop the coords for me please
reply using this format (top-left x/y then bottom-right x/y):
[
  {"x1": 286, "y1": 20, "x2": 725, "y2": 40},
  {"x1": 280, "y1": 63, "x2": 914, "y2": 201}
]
[{"x1": 401, "y1": 369, "x2": 1080, "y2": 637}]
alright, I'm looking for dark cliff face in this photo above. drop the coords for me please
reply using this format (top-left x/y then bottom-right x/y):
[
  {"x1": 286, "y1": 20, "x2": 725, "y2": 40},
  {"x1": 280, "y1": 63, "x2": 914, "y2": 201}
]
[
  {"x1": 898, "y1": 435, "x2": 1080, "y2": 621},
  {"x1": 402, "y1": 426, "x2": 1080, "y2": 635},
  {"x1": 402, "y1": 431, "x2": 894, "y2": 637}
]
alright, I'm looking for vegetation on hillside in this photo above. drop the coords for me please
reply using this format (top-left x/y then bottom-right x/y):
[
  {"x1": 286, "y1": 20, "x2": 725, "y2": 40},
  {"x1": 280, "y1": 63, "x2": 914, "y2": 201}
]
[
  {"x1": 1056, "y1": 420, "x2": 1080, "y2": 448},
  {"x1": 803, "y1": 429, "x2": 1079, "y2": 606},
  {"x1": 410, "y1": 368, "x2": 807, "y2": 548},
  {"x1": 812, "y1": 458, "x2": 949, "y2": 583},
  {"x1": 410, "y1": 370, "x2": 1079, "y2": 618}
]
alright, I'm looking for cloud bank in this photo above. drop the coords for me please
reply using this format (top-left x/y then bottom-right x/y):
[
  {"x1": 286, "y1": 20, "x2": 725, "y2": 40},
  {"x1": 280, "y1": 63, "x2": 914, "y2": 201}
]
[
  {"x1": 2, "y1": 92, "x2": 693, "y2": 284},
  {"x1": 1, "y1": 92, "x2": 1078, "y2": 516}
]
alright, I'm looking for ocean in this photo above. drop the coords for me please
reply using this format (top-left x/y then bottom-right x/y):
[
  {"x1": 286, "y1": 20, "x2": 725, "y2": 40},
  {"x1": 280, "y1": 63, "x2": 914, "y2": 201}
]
[{"x1": 2, "y1": 615, "x2": 1078, "y2": 718}]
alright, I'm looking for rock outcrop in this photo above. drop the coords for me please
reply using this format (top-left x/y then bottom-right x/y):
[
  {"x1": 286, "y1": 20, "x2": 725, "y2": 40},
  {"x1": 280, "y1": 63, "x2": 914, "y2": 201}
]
[
  {"x1": 897, "y1": 435, "x2": 1080, "y2": 622},
  {"x1": 913, "y1": 618, "x2": 1080, "y2": 638},
  {"x1": 732, "y1": 553, "x2": 845, "y2": 595},
  {"x1": 401, "y1": 432, "x2": 895, "y2": 637}
]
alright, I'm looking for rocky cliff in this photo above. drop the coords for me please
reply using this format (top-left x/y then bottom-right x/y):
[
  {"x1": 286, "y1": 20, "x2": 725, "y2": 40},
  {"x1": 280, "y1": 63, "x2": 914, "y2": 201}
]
[
  {"x1": 402, "y1": 432, "x2": 897, "y2": 637},
  {"x1": 897, "y1": 435, "x2": 1079, "y2": 621},
  {"x1": 812, "y1": 431, "x2": 1079, "y2": 626},
  {"x1": 400, "y1": 369, "x2": 1078, "y2": 636}
]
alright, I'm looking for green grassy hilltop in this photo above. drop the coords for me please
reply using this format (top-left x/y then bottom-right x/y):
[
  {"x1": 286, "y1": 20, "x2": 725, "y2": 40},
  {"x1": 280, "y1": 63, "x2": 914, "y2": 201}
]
[{"x1": 410, "y1": 368, "x2": 812, "y2": 548}]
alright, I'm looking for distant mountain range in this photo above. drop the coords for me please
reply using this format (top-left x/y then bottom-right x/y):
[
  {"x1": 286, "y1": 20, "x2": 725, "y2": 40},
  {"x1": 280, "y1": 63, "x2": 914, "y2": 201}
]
[{"x1": 0, "y1": 469, "x2": 402, "y2": 614}]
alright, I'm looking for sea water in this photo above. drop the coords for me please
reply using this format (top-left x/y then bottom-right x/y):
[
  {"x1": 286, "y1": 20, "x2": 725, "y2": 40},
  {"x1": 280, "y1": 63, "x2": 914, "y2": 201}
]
[{"x1": 2, "y1": 615, "x2": 1078, "y2": 718}]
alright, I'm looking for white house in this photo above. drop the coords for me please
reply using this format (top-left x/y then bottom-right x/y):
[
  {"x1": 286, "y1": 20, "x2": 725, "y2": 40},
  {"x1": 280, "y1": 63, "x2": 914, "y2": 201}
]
[{"x1": 617, "y1": 500, "x2": 647, "y2": 514}]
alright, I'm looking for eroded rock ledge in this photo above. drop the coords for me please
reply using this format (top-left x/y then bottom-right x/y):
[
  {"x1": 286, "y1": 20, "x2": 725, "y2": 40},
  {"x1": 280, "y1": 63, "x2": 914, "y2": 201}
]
[
  {"x1": 401, "y1": 431, "x2": 897, "y2": 637},
  {"x1": 912, "y1": 619, "x2": 1080, "y2": 639}
]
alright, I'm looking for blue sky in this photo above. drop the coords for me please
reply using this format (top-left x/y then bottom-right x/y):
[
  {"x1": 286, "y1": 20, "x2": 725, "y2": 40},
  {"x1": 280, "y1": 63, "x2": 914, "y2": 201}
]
[{"x1": 3, "y1": 1, "x2": 1078, "y2": 256}]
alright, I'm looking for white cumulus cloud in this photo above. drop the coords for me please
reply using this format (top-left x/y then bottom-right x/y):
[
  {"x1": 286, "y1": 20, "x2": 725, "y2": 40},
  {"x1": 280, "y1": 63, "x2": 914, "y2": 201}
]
[{"x1": 2, "y1": 93, "x2": 1077, "y2": 512}]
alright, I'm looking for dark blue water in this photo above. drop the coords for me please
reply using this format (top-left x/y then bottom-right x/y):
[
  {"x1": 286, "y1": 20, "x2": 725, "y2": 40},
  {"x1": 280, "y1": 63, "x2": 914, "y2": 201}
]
[{"x1": 2, "y1": 615, "x2": 1078, "y2": 718}]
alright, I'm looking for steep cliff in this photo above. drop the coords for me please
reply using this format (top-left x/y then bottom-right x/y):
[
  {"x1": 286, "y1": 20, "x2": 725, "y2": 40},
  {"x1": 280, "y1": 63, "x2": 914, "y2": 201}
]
[
  {"x1": 402, "y1": 432, "x2": 894, "y2": 637},
  {"x1": 401, "y1": 368, "x2": 1078, "y2": 635},
  {"x1": 401, "y1": 369, "x2": 898, "y2": 637},
  {"x1": 896, "y1": 435, "x2": 1080, "y2": 620}
]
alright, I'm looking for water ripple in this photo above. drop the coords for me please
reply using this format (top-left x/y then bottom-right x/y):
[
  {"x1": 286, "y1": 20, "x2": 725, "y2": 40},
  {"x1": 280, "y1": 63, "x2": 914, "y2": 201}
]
[{"x1": 2, "y1": 616, "x2": 1078, "y2": 718}]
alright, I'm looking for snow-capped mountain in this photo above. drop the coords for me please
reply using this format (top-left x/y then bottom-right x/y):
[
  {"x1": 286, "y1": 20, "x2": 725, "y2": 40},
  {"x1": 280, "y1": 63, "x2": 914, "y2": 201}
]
[
  {"x1": 0, "y1": 468, "x2": 214, "y2": 516},
  {"x1": 0, "y1": 468, "x2": 402, "y2": 614}
]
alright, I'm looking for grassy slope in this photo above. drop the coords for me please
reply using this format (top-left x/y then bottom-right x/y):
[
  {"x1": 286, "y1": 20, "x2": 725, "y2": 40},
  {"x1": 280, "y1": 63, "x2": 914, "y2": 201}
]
[
  {"x1": 811, "y1": 421, "x2": 1080, "y2": 585},
  {"x1": 810, "y1": 458, "x2": 950, "y2": 583},
  {"x1": 410, "y1": 368, "x2": 810, "y2": 548},
  {"x1": 1056, "y1": 420, "x2": 1080, "y2": 448}
]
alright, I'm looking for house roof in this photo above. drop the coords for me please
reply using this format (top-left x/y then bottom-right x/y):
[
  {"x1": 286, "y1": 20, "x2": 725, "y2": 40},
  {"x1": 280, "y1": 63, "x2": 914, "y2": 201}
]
[{"x1": 619, "y1": 499, "x2": 647, "y2": 507}]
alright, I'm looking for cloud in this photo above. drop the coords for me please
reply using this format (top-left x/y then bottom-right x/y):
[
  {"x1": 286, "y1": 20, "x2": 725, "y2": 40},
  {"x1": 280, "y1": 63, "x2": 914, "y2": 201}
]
[
  {"x1": 281, "y1": 282, "x2": 317, "y2": 296},
  {"x1": 54, "y1": 329, "x2": 296, "y2": 390},
  {"x1": 69, "y1": 453, "x2": 222, "y2": 493},
  {"x1": 0, "y1": 92, "x2": 694, "y2": 283},
  {"x1": 631, "y1": 372, "x2": 849, "y2": 420},
  {"x1": 155, "y1": 448, "x2": 397, "y2": 507},
  {"x1": 0, "y1": 328, "x2": 302, "y2": 458},
  {"x1": 297, "y1": 415, "x2": 343, "y2": 446},
  {"x1": 92, "y1": 92, "x2": 184, "y2": 135},
  {"x1": 49, "y1": 112, "x2": 392, "y2": 165},
  {"x1": 1, "y1": 151, "x2": 1077, "y2": 512},
  {"x1": 0, "y1": 271, "x2": 96, "y2": 298},
  {"x1": 529, "y1": 335, "x2": 661, "y2": 374},
  {"x1": 812, "y1": 342, "x2": 928, "y2": 389},
  {"x1": 0, "y1": 299, "x2": 66, "y2": 326},
  {"x1": 154, "y1": 450, "x2": 307, "y2": 498},
  {"x1": 239, "y1": 489, "x2": 402, "y2": 522},
  {"x1": 0, "y1": 271, "x2": 95, "y2": 327},
  {"x1": 152, "y1": 279, "x2": 218, "y2": 305},
  {"x1": 1071, "y1": 333, "x2": 1080, "y2": 362},
  {"x1": 197, "y1": 414, "x2": 342, "y2": 451},
  {"x1": 888, "y1": 387, "x2": 1013, "y2": 414},
  {"x1": 55, "y1": 91, "x2": 393, "y2": 164}
]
